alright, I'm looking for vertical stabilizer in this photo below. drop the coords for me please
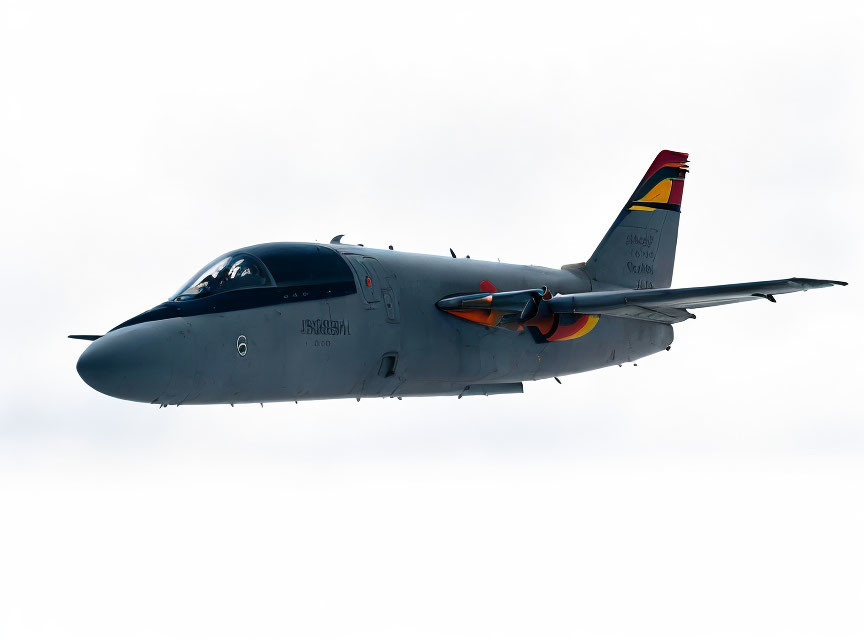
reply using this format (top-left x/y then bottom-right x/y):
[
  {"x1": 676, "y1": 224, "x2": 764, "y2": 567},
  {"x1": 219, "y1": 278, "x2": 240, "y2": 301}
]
[{"x1": 586, "y1": 150, "x2": 689, "y2": 290}]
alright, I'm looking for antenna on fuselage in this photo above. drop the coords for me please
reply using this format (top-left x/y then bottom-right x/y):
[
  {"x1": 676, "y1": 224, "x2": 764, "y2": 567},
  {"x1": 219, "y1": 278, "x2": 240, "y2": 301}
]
[
  {"x1": 331, "y1": 234, "x2": 345, "y2": 244},
  {"x1": 449, "y1": 248, "x2": 456, "y2": 258}
]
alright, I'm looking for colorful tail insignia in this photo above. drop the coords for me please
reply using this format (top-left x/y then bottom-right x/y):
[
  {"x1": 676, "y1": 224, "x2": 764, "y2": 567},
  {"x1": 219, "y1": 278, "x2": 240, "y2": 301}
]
[
  {"x1": 586, "y1": 149, "x2": 689, "y2": 290},
  {"x1": 627, "y1": 150, "x2": 688, "y2": 212}
]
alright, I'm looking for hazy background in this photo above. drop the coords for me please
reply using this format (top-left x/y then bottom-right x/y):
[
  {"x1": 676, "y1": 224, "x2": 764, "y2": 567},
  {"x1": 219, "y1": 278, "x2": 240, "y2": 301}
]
[{"x1": 1, "y1": 1, "x2": 862, "y2": 638}]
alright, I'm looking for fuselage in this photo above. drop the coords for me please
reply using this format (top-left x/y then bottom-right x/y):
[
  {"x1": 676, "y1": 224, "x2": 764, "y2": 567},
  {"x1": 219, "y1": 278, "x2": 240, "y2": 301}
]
[{"x1": 76, "y1": 242, "x2": 673, "y2": 404}]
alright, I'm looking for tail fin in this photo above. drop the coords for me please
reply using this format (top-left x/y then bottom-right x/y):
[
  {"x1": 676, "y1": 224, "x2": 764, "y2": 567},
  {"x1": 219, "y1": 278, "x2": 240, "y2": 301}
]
[{"x1": 585, "y1": 150, "x2": 689, "y2": 290}]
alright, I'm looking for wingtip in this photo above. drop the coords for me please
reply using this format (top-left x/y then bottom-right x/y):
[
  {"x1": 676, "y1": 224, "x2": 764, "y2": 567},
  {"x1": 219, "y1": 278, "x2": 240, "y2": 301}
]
[{"x1": 790, "y1": 277, "x2": 848, "y2": 288}]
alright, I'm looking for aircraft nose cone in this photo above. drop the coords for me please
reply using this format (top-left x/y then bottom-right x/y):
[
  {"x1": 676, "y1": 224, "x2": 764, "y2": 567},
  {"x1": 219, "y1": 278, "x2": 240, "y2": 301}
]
[{"x1": 77, "y1": 320, "x2": 182, "y2": 403}]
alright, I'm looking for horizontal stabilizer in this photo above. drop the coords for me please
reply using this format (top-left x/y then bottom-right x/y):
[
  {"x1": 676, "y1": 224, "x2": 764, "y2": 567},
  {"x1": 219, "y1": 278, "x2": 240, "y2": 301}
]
[{"x1": 68, "y1": 334, "x2": 103, "y2": 341}]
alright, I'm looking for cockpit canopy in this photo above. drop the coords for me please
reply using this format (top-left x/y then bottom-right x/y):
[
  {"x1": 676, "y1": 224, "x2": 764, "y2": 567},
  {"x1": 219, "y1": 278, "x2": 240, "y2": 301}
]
[
  {"x1": 172, "y1": 253, "x2": 274, "y2": 301},
  {"x1": 171, "y1": 243, "x2": 356, "y2": 302}
]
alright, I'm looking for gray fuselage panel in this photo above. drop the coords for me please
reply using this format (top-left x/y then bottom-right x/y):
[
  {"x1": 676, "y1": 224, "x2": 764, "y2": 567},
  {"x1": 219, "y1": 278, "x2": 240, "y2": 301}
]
[{"x1": 77, "y1": 243, "x2": 673, "y2": 404}]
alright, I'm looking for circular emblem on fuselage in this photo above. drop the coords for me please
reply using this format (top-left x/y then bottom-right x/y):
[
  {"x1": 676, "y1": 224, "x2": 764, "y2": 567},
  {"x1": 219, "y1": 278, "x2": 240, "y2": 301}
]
[{"x1": 237, "y1": 335, "x2": 248, "y2": 357}]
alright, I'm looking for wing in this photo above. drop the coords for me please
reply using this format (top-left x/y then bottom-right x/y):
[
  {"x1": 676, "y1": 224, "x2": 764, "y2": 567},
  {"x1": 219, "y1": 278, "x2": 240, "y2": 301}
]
[
  {"x1": 545, "y1": 278, "x2": 847, "y2": 323},
  {"x1": 437, "y1": 278, "x2": 847, "y2": 330}
]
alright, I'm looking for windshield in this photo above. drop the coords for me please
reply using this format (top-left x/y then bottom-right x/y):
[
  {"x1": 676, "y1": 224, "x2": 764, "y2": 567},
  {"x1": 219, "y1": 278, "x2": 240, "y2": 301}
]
[{"x1": 172, "y1": 253, "x2": 275, "y2": 301}]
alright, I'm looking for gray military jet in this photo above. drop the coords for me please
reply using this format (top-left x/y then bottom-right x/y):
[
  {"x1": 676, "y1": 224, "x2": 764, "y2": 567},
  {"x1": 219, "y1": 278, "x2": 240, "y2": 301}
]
[{"x1": 71, "y1": 150, "x2": 846, "y2": 405}]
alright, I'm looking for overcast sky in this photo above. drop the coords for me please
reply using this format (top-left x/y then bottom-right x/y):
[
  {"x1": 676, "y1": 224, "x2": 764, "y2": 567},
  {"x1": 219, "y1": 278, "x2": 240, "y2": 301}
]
[{"x1": 1, "y1": 1, "x2": 862, "y2": 638}]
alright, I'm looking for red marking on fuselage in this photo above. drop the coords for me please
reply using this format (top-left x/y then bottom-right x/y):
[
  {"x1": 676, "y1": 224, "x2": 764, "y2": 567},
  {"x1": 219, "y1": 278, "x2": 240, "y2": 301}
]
[
  {"x1": 548, "y1": 314, "x2": 590, "y2": 341},
  {"x1": 480, "y1": 280, "x2": 498, "y2": 293},
  {"x1": 525, "y1": 315, "x2": 555, "y2": 335}
]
